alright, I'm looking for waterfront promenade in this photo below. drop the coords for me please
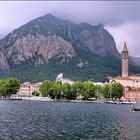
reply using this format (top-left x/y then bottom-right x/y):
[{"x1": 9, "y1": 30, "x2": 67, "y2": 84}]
[{"x1": 9, "y1": 95, "x2": 136, "y2": 105}]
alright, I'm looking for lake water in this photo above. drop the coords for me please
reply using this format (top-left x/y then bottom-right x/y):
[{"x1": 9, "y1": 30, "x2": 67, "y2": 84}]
[{"x1": 0, "y1": 101, "x2": 140, "y2": 140}]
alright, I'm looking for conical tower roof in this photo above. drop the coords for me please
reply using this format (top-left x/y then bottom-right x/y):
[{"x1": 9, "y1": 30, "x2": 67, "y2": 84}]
[{"x1": 123, "y1": 42, "x2": 128, "y2": 52}]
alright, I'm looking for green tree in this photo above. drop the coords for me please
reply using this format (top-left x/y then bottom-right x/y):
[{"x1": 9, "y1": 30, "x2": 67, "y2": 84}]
[
  {"x1": 102, "y1": 83, "x2": 110, "y2": 99},
  {"x1": 94, "y1": 85, "x2": 102, "y2": 99},
  {"x1": 62, "y1": 83, "x2": 76, "y2": 100},
  {"x1": 71, "y1": 81, "x2": 83, "y2": 97},
  {"x1": 111, "y1": 83, "x2": 124, "y2": 99},
  {"x1": 4, "y1": 78, "x2": 20, "y2": 96},
  {"x1": 51, "y1": 81, "x2": 62, "y2": 99},
  {"x1": 82, "y1": 82, "x2": 95, "y2": 100},
  {"x1": 0, "y1": 80, "x2": 7, "y2": 97},
  {"x1": 39, "y1": 80, "x2": 54, "y2": 97}
]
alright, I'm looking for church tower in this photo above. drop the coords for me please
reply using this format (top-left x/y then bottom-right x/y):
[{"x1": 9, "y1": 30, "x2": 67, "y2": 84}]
[{"x1": 122, "y1": 42, "x2": 129, "y2": 77}]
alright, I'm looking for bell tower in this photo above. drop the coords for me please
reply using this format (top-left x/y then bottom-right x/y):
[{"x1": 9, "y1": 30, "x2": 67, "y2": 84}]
[{"x1": 122, "y1": 42, "x2": 129, "y2": 77}]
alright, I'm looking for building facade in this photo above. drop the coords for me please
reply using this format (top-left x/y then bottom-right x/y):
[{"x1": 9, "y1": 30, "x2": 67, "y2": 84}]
[
  {"x1": 110, "y1": 42, "x2": 140, "y2": 100},
  {"x1": 62, "y1": 78, "x2": 75, "y2": 85},
  {"x1": 124, "y1": 91, "x2": 140, "y2": 101},
  {"x1": 18, "y1": 82, "x2": 42, "y2": 96}
]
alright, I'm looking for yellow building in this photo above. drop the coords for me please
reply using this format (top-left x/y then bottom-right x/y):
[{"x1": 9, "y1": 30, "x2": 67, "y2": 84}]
[{"x1": 18, "y1": 82, "x2": 42, "y2": 96}]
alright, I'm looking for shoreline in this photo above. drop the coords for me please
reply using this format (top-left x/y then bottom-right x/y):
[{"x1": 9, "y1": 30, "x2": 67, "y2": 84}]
[{"x1": 0, "y1": 96, "x2": 135, "y2": 105}]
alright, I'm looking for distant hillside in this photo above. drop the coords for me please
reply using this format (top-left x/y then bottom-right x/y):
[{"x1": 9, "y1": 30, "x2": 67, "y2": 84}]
[
  {"x1": 0, "y1": 13, "x2": 139, "y2": 82},
  {"x1": 130, "y1": 56, "x2": 140, "y2": 66}
]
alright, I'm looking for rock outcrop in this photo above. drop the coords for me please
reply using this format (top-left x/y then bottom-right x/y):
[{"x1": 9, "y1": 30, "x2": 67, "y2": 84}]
[{"x1": 0, "y1": 13, "x2": 120, "y2": 71}]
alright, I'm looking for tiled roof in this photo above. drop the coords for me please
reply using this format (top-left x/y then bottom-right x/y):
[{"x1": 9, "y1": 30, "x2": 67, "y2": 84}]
[
  {"x1": 112, "y1": 76, "x2": 133, "y2": 81},
  {"x1": 130, "y1": 74, "x2": 140, "y2": 78}
]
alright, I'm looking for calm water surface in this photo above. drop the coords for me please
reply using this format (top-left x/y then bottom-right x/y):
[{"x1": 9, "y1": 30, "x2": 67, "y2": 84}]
[{"x1": 0, "y1": 100, "x2": 140, "y2": 140}]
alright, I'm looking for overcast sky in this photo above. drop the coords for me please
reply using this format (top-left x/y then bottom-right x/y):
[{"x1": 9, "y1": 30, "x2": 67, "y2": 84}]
[{"x1": 0, "y1": 1, "x2": 140, "y2": 57}]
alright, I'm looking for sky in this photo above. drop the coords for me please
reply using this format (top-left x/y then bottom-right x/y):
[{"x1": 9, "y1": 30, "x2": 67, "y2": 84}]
[{"x1": 0, "y1": 1, "x2": 140, "y2": 57}]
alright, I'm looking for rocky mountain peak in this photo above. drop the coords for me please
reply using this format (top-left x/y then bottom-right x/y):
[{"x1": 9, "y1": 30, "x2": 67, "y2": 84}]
[
  {"x1": 44, "y1": 13, "x2": 54, "y2": 18},
  {"x1": 97, "y1": 23, "x2": 104, "y2": 28},
  {"x1": 0, "y1": 13, "x2": 139, "y2": 82},
  {"x1": 0, "y1": 13, "x2": 120, "y2": 71}
]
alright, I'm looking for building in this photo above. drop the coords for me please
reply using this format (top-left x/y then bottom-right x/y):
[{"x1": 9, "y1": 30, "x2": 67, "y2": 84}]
[
  {"x1": 110, "y1": 42, "x2": 140, "y2": 100},
  {"x1": 122, "y1": 42, "x2": 129, "y2": 77},
  {"x1": 110, "y1": 75, "x2": 140, "y2": 89},
  {"x1": 62, "y1": 78, "x2": 75, "y2": 85},
  {"x1": 56, "y1": 73, "x2": 75, "y2": 84},
  {"x1": 94, "y1": 82, "x2": 104, "y2": 86},
  {"x1": 110, "y1": 42, "x2": 140, "y2": 89},
  {"x1": 124, "y1": 91, "x2": 140, "y2": 101},
  {"x1": 18, "y1": 82, "x2": 42, "y2": 96}
]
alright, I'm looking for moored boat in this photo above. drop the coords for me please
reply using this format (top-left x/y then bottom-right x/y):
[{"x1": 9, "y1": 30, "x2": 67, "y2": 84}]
[
  {"x1": 132, "y1": 100, "x2": 140, "y2": 111},
  {"x1": 133, "y1": 107, "x2": 140, "y2": 111}
]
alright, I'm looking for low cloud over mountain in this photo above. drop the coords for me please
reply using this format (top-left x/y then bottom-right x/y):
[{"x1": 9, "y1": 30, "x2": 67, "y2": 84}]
[{"x1": 0, "y1": 1, "x2": 140, "y2": 57}]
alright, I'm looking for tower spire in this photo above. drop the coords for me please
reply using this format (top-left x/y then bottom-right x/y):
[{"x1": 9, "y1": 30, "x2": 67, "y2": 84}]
[
  {"x1": 123, "y1": 42, "x2": 128, "y2": 52},
  {"x1": 122, "y1": 42, "x2": 129, "y2": 77}
]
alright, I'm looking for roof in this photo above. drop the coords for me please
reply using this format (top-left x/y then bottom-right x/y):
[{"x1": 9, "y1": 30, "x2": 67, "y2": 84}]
[
  {"x1": 111, "y1": 74, "x2": 140, "y2": 81},
  {"x1": 130, "y1": 74, "x2": 140, "y2": 77},
  {"x1": 111, "y1": 76, "x2": 133, "y2": 81},
  {"x1": 20, "y1": 82, "x2": 41, "y2": 88}
]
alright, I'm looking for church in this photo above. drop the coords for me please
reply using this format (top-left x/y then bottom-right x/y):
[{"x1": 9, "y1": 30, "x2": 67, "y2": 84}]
[{"x1": 110, "y1": 42, "x2": 140, "y2": 90}]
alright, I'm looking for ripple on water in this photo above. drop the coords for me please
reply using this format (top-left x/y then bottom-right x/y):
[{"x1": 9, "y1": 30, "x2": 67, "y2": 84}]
[{"x1": 0, "y1": 101, "x2": 140, "y2": 140}]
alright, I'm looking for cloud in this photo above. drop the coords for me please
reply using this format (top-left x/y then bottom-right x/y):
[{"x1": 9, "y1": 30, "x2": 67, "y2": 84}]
[
  {"x1": 0, "y1": 1, "x2": 140, "y2": 57},
  {"x1": 106, "y1": 21, "x2": 140, "y2": 57}
]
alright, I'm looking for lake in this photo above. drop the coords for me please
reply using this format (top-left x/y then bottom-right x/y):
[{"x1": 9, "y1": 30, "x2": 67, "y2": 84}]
[{"x1": 0, "y1": 100, "x2": 140, "y2": 140}]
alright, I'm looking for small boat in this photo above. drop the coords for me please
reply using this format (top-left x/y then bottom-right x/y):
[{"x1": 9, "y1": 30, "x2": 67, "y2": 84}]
[
  {"x1": 132, "y1": 100, "x2": 140, "y2": 111},
  {"x1": 122, "y1": 101, "x2": 135, "y2": 105},
  {"x1": 105, "y1": 100, "x2": 122, "y2": 104},
  {"x1": 133, "y1": 107, "x2": 140, "y2": 111}
]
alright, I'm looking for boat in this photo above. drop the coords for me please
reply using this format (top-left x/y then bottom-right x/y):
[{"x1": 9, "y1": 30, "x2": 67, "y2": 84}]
[
  {"x1": 133, "y1": 107, "x2": 140, "y2": 111},
  {"x1": 122, "y1": 101, "x2": 135, "y2": 105},
  {"x1": 132, "y1": 100, "x2": 140, "y2": 111},
  {"x1": 105, "y1": 100, "x2": 122, "y2": 104},
  {"x1": 106, "y1": 100, "x2": 135, "y2": 105}
]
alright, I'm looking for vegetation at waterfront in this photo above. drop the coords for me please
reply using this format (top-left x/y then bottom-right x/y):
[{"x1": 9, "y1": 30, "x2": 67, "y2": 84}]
[
  {"x1": 39, "y1": 80, "x2": 124, "y2": 100},
  {"x1": 0, "y1": 78, "x2": 20, "y2": 97},
  {"x1": 102, "y1": 83, "x2": 124, "y2": 100}
]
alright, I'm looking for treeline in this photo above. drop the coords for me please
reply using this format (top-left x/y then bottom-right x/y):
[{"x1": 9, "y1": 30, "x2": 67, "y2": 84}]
[
  {"x1": 0, "y1": 78, "x2": 124, "y2": 100},
  {"x1": 39, "y1": 81, "x2": 124, "y2": 100},
  {"x1": 0, "y1": 78, "x2": 20, "y2": 97}
]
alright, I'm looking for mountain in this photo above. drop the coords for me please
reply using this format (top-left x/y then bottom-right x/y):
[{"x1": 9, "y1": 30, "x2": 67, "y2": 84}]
[
  {"x1": 0, "y1": 13, "x2": 139, "y2": 82},
  {"x1": 130, "y1": 56, "x2": 140, "y2": 66}
]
